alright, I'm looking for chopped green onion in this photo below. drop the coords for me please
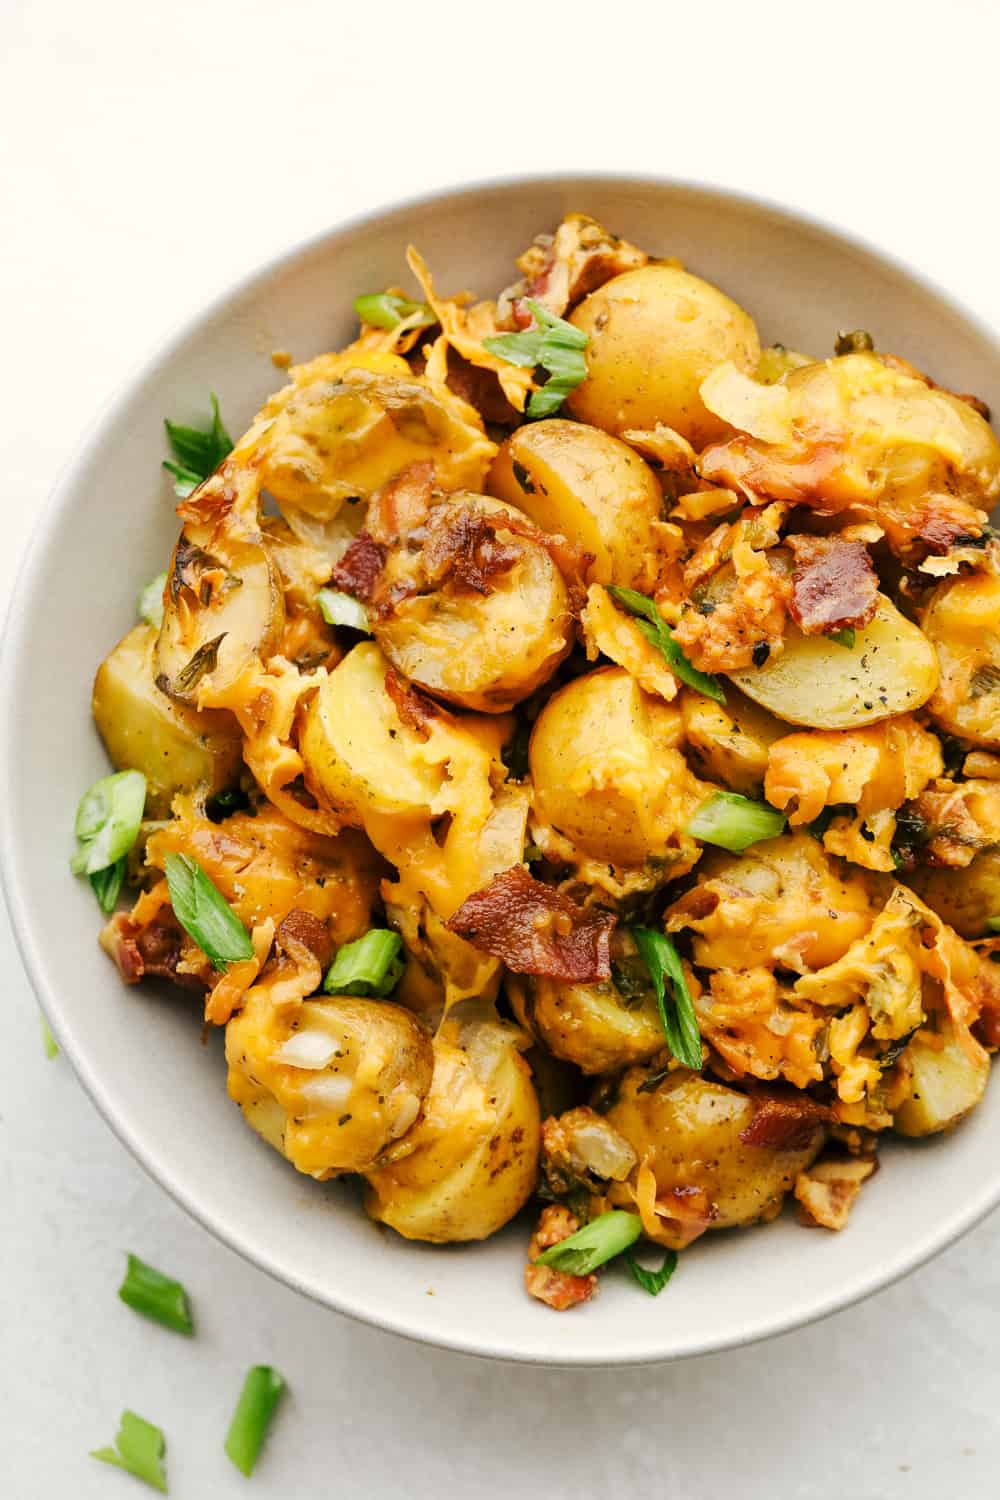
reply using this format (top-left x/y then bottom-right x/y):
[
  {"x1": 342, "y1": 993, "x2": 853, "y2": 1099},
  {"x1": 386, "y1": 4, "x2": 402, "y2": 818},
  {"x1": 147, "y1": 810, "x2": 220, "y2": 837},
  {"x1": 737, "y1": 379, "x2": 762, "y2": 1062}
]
[
  {"x1": 830, "y1": 626, "x2": 856, "y2": 649},
  {"x1": 523, "y1": 843, "x2": 544, "y2": 863},
  {"x1": 92, "y1": 1411, "x2": 168, "y2": 1493},
  {"x1": 624, "y1": 1245, "x2": 678, "y2": 1296},
  {"x1": 687, "y1": 791, "x2": 786, "y2": 853},
  {"x1": 630, "y1": 926, "x2": 703, "y2": 1070},
  {"x1": 323, "y1": 929, "x2": 404, "y2": 997},
  {"x1": 316, "y1": 587, "x2": 370, "y2": 632},
  {"x1": 40, "y1": 1013, "x2": 58, "y2": 1059},
  {"x1": 118, "y1": 1254, "x2": 194, "y2": 1336},
  {"x1": 163, "y1": 393, "x2": 233, "y2": 497},
  {"x1": 163, "y1": 853, "x2": 253, "y2": 971},
  {"x1": 353, "y1": 291, "x2": 437, "y2": 332},
  {"x1": 224, "y1": 1365, "x2": 286, "y2": 1478},
  {"x1": 988, "y1": 917, "x2": 1000, "y2": 933},
  {"x1": 138, "y1": 572, "x2": 168, "y2": 630},
  {"x1": 90, "y1": 855, "x2": 127, "y2": 913},
  {"x1": 71, "y1": 770, "x2": 146, "y2": 877},
  {"x1": 607, "y1": 586, "x2": 725, "y2": 701},
  {"x1": 534, "y1": 1210, "x2": 642, "y2": 1276},
  {"x1": 484, "y1": 299, "x2": 590, "y2": 420}
]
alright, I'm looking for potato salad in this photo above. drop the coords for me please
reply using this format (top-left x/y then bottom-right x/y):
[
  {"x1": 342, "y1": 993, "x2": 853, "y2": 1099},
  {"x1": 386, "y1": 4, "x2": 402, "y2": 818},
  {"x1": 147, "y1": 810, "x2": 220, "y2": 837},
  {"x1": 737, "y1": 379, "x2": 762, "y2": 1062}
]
[{"x1": 76, "y1": 212, "x2": 1000, "y2": 1311}]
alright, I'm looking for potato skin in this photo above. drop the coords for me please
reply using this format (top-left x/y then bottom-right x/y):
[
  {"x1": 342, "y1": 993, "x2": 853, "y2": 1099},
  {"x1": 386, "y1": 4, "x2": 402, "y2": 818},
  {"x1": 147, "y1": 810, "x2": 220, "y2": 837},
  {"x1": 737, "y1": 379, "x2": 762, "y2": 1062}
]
[
  {"x1": 487, "y1": 419, "x2": 664, "y2": 589},
  {"x1": 906, "y1": 850, "x2": 1000, "y2": 938},
  {"x1": 606, "y1": 1068, "x2": 824, "y2": 1232},
  {"x1": 364, "y1": 1026, "x2": 541, "y2": 1242},
  {"x1": 566, "y1": 265, "x2": 760, "y2": 446},
  {"x1": 93, "y1": 623, "x2": 243, "y2": 816},
  {"x1": 893, "y1": 1020, "x2": 990, "y2": 1136},
  {"x1": 922, "y1": 572, "x2": 1000, "y2": 746},
  {"x1": 679, "y1": 686, "x2": 785, "y2": 794},
  {"x1": 513, "y1": 973, "x2": 664, "y2": 1075},
  {"x1": 529, "y1": 666, "x2": 707, "y2": 870}
]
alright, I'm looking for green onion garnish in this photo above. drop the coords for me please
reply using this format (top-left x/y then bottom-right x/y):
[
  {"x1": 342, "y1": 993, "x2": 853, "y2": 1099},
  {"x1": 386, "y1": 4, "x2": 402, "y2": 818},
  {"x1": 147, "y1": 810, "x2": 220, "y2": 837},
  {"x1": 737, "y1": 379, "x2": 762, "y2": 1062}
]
[
  {"x1": 533, "y1": 1210, "x2": 642, "y2": 1276},
  {"x1": 71, "y1": 770, "x2": 146, "y2": 879},
  {"x1": 316, "y1": 587, "x2": 370, "y2": 632},
  {"x1": 484, "y1": 299, "x2": 589, "y2": 419},
  {"x1": 91, "y1": 1411, "x2": 168, "y2": 1493},
  {"x1": 224, "y1": 1365, "x2": 287, "y2": 1478},
  {"x1": 630, "y1": 926, "x2": 703, "y2": 1070},
  {"x1": 138, "y1": 571, "x2": 168, "y2": 630},
  {"x1": 624, "y1": 1245, "x2": 678, "y2": 1296},
  {"x1": 353, "y1": 291, "x2": 437, "y2": 332},
  {"x1": 687, "y1": 791, "x2": 786, "y2": 853},
  {"x1": 988, "y1": 917, "x2": 1000, "y2": 933},
  {"x1": 606, "y1": 586, "x2": 725, "y2": 701},
  {"x1": 830, "y1": 626, "x2": 856, "y2": 649},
  {"x1": 90, "y1": 855, "x2": 127, "y2": 913},
  {"x1": 163, "y1": 393, "x2": 233, "y2": 498},
  {"x1": 118, "y1": 1253, "x2": 194, "y2": 1336},
  {"x1": 323, "y1": 929, "x2": 404, "y2": 998},
  {"x1": 163, "y1": 853, "x2": 254, "y2": 971},
  {"x1": 41, "y1": 1013, "x2": 58, "y2": 1059}
]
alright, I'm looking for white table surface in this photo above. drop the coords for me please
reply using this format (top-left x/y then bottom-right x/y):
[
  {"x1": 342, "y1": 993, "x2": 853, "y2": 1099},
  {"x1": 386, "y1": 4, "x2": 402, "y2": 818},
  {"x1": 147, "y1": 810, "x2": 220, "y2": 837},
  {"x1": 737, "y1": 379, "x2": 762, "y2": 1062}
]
[{"x1": 4, "y1": 0, "x2": 1000, "y2": 1493}]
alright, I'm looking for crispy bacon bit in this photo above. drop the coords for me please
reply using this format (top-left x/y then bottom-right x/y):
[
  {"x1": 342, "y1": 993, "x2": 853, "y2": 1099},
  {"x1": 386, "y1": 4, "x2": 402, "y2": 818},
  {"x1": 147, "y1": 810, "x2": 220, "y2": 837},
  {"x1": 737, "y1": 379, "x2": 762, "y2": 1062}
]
[
  {"x1": 99, "y1": 909, "x2": 206, "y2": 991},
  {"x1": 795, "y1": 1154, "x2": 878, "y2": 1229},
  {"x1": 329, "y1": 531, "x2": 386, "y2": 603},
  {"x1": 384, "y1": 667, "x2": 444, "y2": 737},
  {"x1": 739, "y1": 1090, "x2": 831, "y2": 1150},
  {"x1": 275, "y1": 909, "x2": 333, "y2": 971},
  {"x1": 422, "y1": 509, "x2": 522, "y2": 596},
  {"x1": 787, "y1": 535, "x2": 878, "y2": 635},
  {"x1": 491, "y1": 509, "x2": 592, "y2": 613},
  {"x1": 914, "y1": 505, "x2": 985, "y2": 557},
  {"x1": 445, "y1": 351, "x2": 520, "y2": 427},
  {"x1": 366, "y1": 461, "x2": 435, "y2": 546},
  {"x1": 524, "y1": 1205, "x2": 598, "y2": 1311},
  {"x1": 498, "y1": 213, "x2": 648, "y2": 328},
  {"x1": 446, "y1": 865, "x2": 615, "y2": 982}
]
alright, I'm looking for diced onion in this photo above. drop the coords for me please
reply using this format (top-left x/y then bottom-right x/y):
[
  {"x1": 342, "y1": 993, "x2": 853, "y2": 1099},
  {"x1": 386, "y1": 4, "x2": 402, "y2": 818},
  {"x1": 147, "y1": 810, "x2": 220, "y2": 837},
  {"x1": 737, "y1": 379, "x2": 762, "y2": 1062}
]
[
  {"x1": 275, "y1": 1030, "x2": 341, "y2": 1070},
  {"x1": 298, "y1": 1072, "x2": 353, "y2": 1111}
]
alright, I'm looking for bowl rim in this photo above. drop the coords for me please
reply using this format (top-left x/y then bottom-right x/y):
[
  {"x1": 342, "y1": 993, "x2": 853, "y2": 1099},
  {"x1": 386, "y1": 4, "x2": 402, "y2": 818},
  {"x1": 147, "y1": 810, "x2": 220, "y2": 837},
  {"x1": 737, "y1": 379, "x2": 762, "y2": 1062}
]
[{"x1": 5, "y1": 169, "x2": 1000, "y2": 1366}]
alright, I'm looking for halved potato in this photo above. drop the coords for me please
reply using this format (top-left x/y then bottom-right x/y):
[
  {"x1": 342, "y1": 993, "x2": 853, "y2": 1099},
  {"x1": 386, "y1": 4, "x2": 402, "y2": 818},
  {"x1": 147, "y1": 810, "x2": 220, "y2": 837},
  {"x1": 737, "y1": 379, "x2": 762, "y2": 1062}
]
[
  {"x1": 679, "y1": 685, "x2": 786, "y2": 792},
  {"x1": 513, "y1": 972, "x2": 664, "y2": 1075},
  {"x1": 921, "y1": 572, "x2": 1000, "y2": 746},
  {"x1": 93, "y1": 624, "x2": 243, "y2": 816},
  {"x1": 894, "y1": 1020, "x2": 990, "y2": 1136},
  {"x1": 728, "y1": 594, "x2": 939, "y2": 729},
  {"x1": 906, "y1": 850, "x2": 1000, "y2": 939}
]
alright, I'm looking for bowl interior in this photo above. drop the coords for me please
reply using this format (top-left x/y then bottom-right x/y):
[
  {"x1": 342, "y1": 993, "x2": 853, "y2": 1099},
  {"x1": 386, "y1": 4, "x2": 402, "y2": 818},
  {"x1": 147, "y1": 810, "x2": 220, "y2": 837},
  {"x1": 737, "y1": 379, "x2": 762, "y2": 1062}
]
[{"x1": 6, "y1": 176, "x2": 1000, "y2": 1365}]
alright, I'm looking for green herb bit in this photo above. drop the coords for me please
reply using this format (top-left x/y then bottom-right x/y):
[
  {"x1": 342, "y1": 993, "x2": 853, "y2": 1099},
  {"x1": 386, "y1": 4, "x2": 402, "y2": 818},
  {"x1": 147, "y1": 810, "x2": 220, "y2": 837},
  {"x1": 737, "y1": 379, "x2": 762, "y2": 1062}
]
[
  {"x1": 163, "y1": 393, "x2": 233, "y2": 497},
  {"x1": 118, "y1": 1253, "x2": 194, "y2": 1336},
  {"x1": 323, "y1": 929, "x2": 404, "y2": 998},
  {"x1": 988, "y1": 917, "x2": 1000, "y2": 933},
  {"x1": 71, "y1": 770, "x2": 146, "y2": 879},
  {"x1": 163, "y1": 853, "x2": 253, "y2": 971},
  {"x1": 137, "y1": 572, "x2": 168, "y2": 630},
  {"x1": 316, "y1": 587, "x2": 371, "y2": 632},
  {"x1": 829, "y1": 626, "x2": 855, "y2": 649},
  {"x1": 534, "y1": 1210, "x2": 643, "y2": 1276},
  {"x1": 624, "y1": 1245, "x2": 678, "y2": 1296},
  {"x1": 484, "y1": 299, "x2": 589, "y2": 420},
  {"x1": 353, "y1": 291, "x2": 437, "y2": 332},
  {"x1": 40, "y1": 1013, "x2": 58, "y2": 1059},
  {"x1": 687, "y1": 791, "x2": 786, "y2": 853},
  {"x1": 92, "y1": 1411, "x2": 168, "y2": 1493},
  {"x1": 630, "y1": 926, "x2": 703, "y2": 1070},
  {"x1": 834, "y1": 329, "x2": 874, "y2": 355},
  {"x1": 90, "y1": 855, "x2": 127, "y2": 913},
  {"x1": 606, "y1": 586, "x2": 725, "y2": 701},
  {"x1": 224, "y1": 1365, "x2": 287, "y2": 1478}
]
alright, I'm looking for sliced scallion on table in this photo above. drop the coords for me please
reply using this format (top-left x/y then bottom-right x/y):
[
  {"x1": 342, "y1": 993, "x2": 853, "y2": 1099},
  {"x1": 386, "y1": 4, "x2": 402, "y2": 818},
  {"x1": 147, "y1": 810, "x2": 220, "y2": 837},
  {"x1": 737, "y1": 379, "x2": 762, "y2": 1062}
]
[
  {"x1": 687, "y1": 790, "x2": 786, "y2": 853},
  {"x1": 224, "y1": 1365, "x2": 287, "y2": 1478},
  {"x1": 163, "y1": 393, "x2": 233, "y2": 498},
  {"x1": 484, "y1": 299, "x2": 590, "y2": 419},
  {"x1": 353, "y1": 291, "x2": 437, "y2": 331},
  {"x1": 163, "y1": 853, "x2": 253, "y2": 971},
  {"x1": 316, "y1": 587, "x2": 370, "y2": 632},
  {"x1": 630, "y1": 926, "x2": 703, "y2": 1070},
  {"x1": 71, "y1": 771, "x2": 146, "y2": 911},
  {"x1": 534, "y1": 1211, "x2": 643, "y2": 1276},
  {"x1": 91, "y1": 1410, "x2": 168, "y2": 1493},
  {"x1": 138, "y1": 571, "x2": 168, "y2": 630},
  {"x1": 624, "y1": 1245, "x2": 678, "y2": 1296},
  {"x1": 118, "y1": 1253, "x2": 194, "y2": 1336},
  {"x1": 606, "y1": 586, "x2": 725, "y2": 701},
  {"x1": 323, "y1": 929, "x2": 404, "y2": 998}
]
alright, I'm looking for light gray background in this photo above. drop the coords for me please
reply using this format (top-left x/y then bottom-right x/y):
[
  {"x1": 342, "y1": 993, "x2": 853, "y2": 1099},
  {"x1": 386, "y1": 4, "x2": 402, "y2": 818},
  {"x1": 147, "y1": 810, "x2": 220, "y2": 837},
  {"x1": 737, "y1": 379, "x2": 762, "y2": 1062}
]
[{"x1": 3, "y1": 0, "x2": 1000, "y2": 1493}]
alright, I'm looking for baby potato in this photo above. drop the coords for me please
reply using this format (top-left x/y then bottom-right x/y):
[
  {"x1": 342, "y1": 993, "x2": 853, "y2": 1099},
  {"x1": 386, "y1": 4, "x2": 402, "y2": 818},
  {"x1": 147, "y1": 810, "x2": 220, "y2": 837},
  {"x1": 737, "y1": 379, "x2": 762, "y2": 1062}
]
[
  {"x1": 679, "y1": 686, "x2": 786, "y2": 794},
  {"x1": 906, "y1": 851, "x2": 1000, "y2": 939},
  {"x1": 567, "y1": 265, "x2": 760, "y2": 447},
  {"x1": 606, "y1": 1069, "x2": 825, "y2": 1238},
  {"x1": 728, "y1": 594, "x2": 939, "y2": 729},
  {"x1": 529, "y1": 666, "x2": 707, "y2": 871},
  {"x1": 226, "y1": 990, "x2": 434, "y2": 1179},
  {"x1": 893, "y1": 1020, "x2": 990, "y2": 1136},
  {"x1": 93, "y1": 624, "x2": 243, "y2": 817},
  {"x1": 373, "y1": 493, "x2": 573, "y2": 712},
  {"x1": 667, "y1": 831, "x2": 879, "y2": 972},
  {"x1": 364, "y1": 1024, "x2": 541, "y2": 1242},
  {"x1": 513, "y1": 970, "x2": 664, "y2": 1075},
  {"x1": 922, "y1": 572, "x2": 1000, "y2": 746},
  {"x1": 487, "y1": 419, "x2": 664, "y2": 589}
]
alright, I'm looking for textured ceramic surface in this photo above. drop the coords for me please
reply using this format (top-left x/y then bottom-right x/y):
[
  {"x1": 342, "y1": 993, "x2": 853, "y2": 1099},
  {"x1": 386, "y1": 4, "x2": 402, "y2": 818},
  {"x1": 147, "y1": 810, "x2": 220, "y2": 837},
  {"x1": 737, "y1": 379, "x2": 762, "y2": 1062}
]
[{"x1": 5, "y1": 176, "x2": 1000, "y2": 1365}]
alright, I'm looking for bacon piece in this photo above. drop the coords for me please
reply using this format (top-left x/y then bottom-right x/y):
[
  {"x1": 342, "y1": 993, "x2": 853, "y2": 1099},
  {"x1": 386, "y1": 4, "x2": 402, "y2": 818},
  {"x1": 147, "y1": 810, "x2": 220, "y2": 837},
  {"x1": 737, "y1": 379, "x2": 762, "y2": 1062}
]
[
  {"x1": 445, "y1": 351, "x2": 520, "y2": 427},
  {"x1": 99, "y1": 909, "x2": 206, "y2": 991},
  {"x1": 366, "y1": 461, "x2": 435, "y2": 546},
  {"x1": 422, "y1": 508, "x2": 521, "y2": 596},
  {"x1": 787, "y1": 535, "x2": 878, "y2": 635},
  {"x1": 524, "y1": 1205, "x2": 597, "y2": 1311},
  {"x1": 383, "y1": 667, "x2": 444, "y2": 737},
  {"x1": 795, "y1": 1154, "x2": 878, "y2": 1229},
  {"x1": 446, "y1": 865, "x2": 615, "y2": 981},
  {"x1": 275, "y1": 908, "x2": 333, "y2": 971},
  {"x1": 739, "y1": 1090, "x2": 830, "y2": 1150},
  {"x1": 329, "y1": 531, "x2": 386, "y2": 602}
]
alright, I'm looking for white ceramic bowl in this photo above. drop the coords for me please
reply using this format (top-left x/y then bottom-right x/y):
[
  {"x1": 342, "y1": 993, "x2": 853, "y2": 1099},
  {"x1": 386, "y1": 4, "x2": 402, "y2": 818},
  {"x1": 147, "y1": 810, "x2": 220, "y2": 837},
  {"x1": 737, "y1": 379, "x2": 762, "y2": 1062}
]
[{"x1": 5, "y1": 175, "x2": 1000, "y2": 1366}]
